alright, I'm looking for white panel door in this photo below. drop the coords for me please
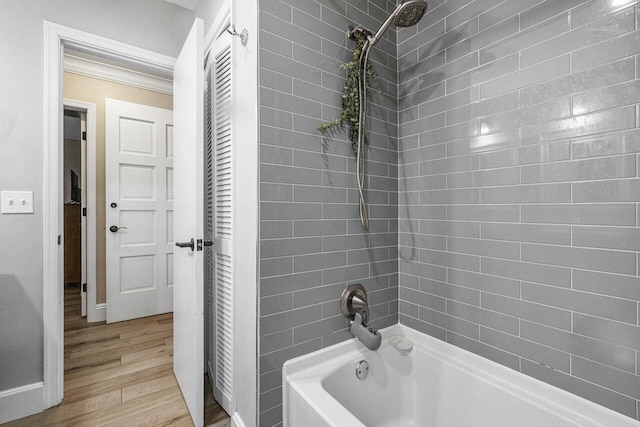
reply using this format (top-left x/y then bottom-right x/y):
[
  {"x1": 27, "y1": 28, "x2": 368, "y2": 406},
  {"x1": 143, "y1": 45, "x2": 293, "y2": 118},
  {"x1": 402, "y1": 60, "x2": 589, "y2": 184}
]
[
  {"x1": 105, "y1": 99, "x2": 173, "y2": 323},
  {"x1": 173, "y1": 18, "x2": 205, "y2": 427}
]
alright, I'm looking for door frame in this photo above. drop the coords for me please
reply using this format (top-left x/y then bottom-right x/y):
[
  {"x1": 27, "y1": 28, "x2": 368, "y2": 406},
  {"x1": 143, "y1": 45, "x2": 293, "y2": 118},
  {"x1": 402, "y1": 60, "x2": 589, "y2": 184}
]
[
  {"x1": 43, "y1": 21, "x2": 175, "y2": 409},
  {"x1": 63, "y1": 99, "x2": 98, "y2": 322}
]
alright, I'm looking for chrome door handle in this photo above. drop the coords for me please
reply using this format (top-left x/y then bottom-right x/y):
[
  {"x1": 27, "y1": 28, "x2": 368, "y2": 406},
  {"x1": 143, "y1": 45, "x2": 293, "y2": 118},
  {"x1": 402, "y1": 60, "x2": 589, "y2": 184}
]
[
  {"x1": 109, "y1": 225, "x2": 127, "y2": 232},
  {"x1": 175, "y1": 238, "x2": 195, "y2": 251}
]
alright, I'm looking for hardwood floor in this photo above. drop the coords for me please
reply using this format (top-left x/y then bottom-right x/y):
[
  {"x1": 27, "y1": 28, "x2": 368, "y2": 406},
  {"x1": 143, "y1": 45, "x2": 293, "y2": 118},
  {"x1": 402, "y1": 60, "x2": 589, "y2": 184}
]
[{"x1": 3, "y1": 284, "x2": 229, "y2": 427}]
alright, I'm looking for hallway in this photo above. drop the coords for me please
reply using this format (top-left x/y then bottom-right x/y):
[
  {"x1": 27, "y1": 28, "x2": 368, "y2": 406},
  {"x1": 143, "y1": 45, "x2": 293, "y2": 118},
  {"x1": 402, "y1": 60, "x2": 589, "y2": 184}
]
[{"x1": 3, "y1": 284, "x2": 229, "y2": 426}]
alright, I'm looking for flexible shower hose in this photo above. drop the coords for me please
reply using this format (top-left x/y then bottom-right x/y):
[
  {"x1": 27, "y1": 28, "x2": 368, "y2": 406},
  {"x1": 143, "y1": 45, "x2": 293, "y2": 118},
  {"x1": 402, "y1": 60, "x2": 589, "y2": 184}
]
[{"x1": 356, "y1": 39, "x2": 372, "y2": 231}]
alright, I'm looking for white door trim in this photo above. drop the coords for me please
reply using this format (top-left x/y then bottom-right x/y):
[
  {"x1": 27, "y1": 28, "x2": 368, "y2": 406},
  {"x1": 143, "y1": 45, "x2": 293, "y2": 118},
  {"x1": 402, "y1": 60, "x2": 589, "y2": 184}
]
[
  {"x1": 63, "y1": 99, "x2": 101, "y2": 322},
  {"x1": 43, "y1": 20, "x2": 175, "y2": 410},
  {"x1": 64, "y1": 53, "x2": 173, "y2": 95},
  {"x1": 229, "y1": 0, "x2": 258, "y2": 424}
]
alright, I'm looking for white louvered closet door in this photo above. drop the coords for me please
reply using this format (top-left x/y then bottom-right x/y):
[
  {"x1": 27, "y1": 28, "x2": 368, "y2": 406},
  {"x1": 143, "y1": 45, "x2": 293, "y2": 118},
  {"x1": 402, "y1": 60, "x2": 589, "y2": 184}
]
[{"x1": 206, "y1": 29, "x2": 234, "y2": 415}]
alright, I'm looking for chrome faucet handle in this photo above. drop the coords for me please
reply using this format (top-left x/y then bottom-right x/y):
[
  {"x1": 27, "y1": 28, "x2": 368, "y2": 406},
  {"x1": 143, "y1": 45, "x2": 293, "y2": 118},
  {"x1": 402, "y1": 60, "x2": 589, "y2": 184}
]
[
  {"x1": 340, "y1": 284, "x2": 368, "y2": 320},
  {"x1": 350, "y1": 295, "x2": 369, "y2": 323}
]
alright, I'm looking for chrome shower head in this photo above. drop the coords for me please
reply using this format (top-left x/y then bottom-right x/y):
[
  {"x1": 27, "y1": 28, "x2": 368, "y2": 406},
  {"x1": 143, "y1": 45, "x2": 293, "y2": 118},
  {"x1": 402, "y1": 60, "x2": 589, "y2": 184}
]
[
  {"x1": 367, "y1": 1, "x2": 428, "y2": 46},
  {"x1": 394, "y1": 0, "x2": 428, "y2": 27}
]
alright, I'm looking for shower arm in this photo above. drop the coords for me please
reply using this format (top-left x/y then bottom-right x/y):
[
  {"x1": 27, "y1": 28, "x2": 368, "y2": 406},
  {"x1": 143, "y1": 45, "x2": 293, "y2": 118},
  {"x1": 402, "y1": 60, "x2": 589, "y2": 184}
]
[{"x1": 366, "y1": 14, "x2": 397, "y2": 46}]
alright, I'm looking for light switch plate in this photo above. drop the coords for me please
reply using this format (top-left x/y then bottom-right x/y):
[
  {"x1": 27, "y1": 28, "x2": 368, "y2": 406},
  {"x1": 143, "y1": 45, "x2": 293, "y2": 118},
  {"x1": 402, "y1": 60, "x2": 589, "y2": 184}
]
[{"x1": 1, "y1": 191, "x2": 34, "y2": 214}]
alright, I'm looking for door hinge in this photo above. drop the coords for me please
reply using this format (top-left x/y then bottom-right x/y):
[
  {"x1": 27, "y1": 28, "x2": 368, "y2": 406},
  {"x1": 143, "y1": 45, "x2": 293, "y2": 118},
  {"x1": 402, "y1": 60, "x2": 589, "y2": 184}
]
[
  {"x1": 82, "y1": 283, "x2": 87, "y2": 292},
  {"x1": 82, "y1": 131, "x2": 87, "y2": 141},
  {"x1": 82, "y1": 207, "x2": 87, "y2": 217},
  {"x1": 58, "y1": 235, "x2": 61, "y2": 245}
]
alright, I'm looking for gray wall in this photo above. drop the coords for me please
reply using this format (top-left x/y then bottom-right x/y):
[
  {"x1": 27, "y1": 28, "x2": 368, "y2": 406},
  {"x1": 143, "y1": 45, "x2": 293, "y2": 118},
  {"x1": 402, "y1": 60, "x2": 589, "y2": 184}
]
[
  {"x1": 258, "y1": 0, "x2": 399, "y2": 425},
  {"x1": 0, "y1": 0, "x2": 193, "y2": 392},
  {"x1": 397, "y1": 0, "x2": 640, "y2": 420}
]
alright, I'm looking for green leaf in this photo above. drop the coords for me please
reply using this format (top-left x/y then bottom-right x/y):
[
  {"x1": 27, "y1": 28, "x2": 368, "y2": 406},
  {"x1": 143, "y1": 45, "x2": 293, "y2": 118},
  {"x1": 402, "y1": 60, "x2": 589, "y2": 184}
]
[{"x1": 315, "y1": 33, "x2": 379, "y2": 158}]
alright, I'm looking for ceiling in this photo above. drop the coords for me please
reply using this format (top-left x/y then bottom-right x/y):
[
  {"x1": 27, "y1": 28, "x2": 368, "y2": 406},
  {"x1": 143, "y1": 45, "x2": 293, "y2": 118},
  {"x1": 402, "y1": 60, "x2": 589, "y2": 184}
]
[{"x1": 164, "y1": 0, "x2": 200, "y2": 10}]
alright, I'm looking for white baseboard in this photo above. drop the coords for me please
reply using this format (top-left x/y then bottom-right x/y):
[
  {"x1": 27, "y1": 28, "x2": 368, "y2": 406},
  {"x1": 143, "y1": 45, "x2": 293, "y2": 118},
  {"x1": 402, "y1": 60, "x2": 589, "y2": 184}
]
[{"x1": 0, "y1": 382, "x2": 44, "y2": 424}]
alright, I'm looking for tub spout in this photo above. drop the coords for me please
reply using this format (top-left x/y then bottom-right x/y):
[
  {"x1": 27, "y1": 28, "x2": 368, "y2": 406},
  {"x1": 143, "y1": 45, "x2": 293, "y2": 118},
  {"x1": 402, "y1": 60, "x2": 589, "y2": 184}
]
[{"x1": 350, "y1": 312, "x2": 382, "y2": 351}]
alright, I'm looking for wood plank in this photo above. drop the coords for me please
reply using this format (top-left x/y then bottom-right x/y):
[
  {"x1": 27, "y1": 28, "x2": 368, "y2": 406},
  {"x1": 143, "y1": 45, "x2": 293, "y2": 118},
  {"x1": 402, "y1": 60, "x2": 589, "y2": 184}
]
[
  {"x1": 119, "y1": 320, "x2": 172, "y2": 340},
  {"x1": 120, "y1": 344, "x2": 171, "y2": 366},
  {"x1": 121, "y1": 374, "x2": 178, "y2": 402},
  {"x1": 65, "y1": 317, "x2": 158, "y2": 340},
  {"x1": 101, "y1": 396, "x2": 189, "y2": 426},
  {"x1": 66, "y1": 331, "x2": 169, "y2": 358},
  {"x1": 48, "y1": 387, "x2": 185, "y2": 426},
  {"x1": 65, "y1": 330, "x2": 120, "y2": 347},
  {"x1": 64, "y1": 354, "x2": 173, "y2": 391},
  {"x1": 125, "y1": 330, "x2": 173, "y2": 346},
  {"x1": 64, "y1": 358, "x2": 122, "y2": 378},
  {"x1": 65, "y1": 339, "x2": 166, "y2": 369},
  {"x1": 64, "y1": 314, "x2": 164, "y2": 338},
  {"x1": 167, "y1": 414, "x2": 195, "y2": 427},
  {"x1": 63, "y1": 363, "x2": 174, "y2": 404}
]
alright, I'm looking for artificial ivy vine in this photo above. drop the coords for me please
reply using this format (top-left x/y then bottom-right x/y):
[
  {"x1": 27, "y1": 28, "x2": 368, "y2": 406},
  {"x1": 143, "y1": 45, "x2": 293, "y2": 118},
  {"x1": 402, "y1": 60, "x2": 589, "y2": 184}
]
[{"x1": 317, "y1": 33, "x2": 378, "y2": 156}]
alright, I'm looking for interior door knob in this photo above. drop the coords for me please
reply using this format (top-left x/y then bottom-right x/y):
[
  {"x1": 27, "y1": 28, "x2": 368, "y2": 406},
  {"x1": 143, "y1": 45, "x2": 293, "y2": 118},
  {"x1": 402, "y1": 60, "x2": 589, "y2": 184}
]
[
  {"x1": 109, "y1": 225, "x2": 127, "y2": 232},
  {"x1": 175, "y1": 238, "x2": 195, "y2": 251}
]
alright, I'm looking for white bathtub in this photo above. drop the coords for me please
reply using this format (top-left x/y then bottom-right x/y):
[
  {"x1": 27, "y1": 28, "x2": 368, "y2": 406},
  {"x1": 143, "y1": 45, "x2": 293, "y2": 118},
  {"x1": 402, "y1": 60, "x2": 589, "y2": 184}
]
[{"x1": 283, "y1": 324, "x2": 639, "y2": 427}]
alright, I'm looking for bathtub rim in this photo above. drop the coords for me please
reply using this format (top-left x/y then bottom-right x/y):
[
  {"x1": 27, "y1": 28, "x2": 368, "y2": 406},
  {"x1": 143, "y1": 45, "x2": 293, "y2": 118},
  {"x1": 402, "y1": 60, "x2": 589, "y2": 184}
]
[{"x1": 282, "y1": 323, "x2": 640, "y2": 427}]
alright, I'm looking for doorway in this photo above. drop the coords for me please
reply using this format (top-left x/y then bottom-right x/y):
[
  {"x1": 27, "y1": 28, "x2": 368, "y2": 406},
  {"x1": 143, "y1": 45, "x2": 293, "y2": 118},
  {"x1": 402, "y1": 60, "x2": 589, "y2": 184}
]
[
  {"x1": 43, "y1": 21, "x2": 179, "y2": 409},
  {"x1": 59, "y1": 37, "x2": 231, "y2": 425},
  {"x1": 43, "y1": 16, "x2": 257, "y2": 427},
  {"x1": 62, "y1": 107, "x2": 86, "y2": 323},
  {"x1": 62, "y1": 100, "x2": 98, "y2": 323}
]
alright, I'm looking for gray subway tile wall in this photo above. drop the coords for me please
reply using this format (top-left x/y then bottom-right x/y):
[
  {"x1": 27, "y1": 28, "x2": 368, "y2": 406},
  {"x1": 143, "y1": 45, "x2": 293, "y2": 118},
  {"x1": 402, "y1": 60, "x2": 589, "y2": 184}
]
[
  {"x1": 398, "y1": 0, "x2": 640, "y2": 421},
  {"x1": 258, "y1": 0, "x2": 399, "y2": 425},
  {"x1": 258, "y1": 0, "x2": 640, "y2": 424}
]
